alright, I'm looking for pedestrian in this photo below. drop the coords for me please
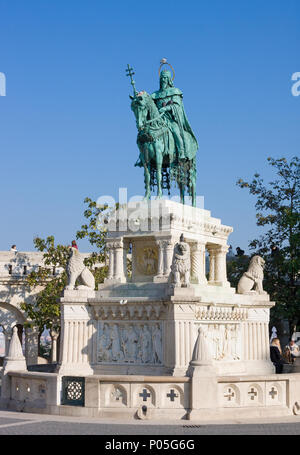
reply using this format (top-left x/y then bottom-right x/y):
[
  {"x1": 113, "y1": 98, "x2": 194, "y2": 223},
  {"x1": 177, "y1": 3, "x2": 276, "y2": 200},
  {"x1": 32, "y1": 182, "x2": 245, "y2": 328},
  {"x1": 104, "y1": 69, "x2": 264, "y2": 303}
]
[
  {"x1": 10, "y1": 244, "x2": 17, "y2": 252},
  {"x1": 283, "y1": 339, "x2": 300, "y2": 364},
  {"x1": 270, "y1": 338, "x2": 286, "y2": 373},
  {"x1": 71, "y1": 240, "x2": 78, "y2": 250}
]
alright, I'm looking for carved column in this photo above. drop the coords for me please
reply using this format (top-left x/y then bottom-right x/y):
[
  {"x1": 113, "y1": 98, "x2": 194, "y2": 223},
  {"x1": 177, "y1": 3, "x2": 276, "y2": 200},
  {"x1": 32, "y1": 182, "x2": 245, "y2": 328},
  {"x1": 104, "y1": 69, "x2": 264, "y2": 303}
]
[
  {"x1": 50, "y1": 328, "x2": 59, "y2": 364},
  {"x1": 156, "y1": 240, "x2": 164, "y2": 277},
  {"x1": 114, "y1": 239, "x2": 126, "y2": 282},
  {"x1": 24, "y1": 326, "x2": 39, "y2": 366},
  {"x1": 207, "y1": 246, "x2": 216, "y2": 283},
  {"x1": 123, "y1": 239, "x2": 129, "y2": 281},
  {"x1": 214, "y1": 245, "x2": 229, "y2": 287},
  {"x1": 164, "y1": 240, "x2": 174, "y2": 276},
  {"x1": 191, "y1": 242, "x2": 207, "y2": 284},
  {"x1": 107, "y1": 242, "x2": 114, "y2": 280},
  {"x1": 131, "y1": 241, "x2": 137, "y2": 281},
  {"x1": 3, "y1": 329, "x2": 12, "y2": 358}
]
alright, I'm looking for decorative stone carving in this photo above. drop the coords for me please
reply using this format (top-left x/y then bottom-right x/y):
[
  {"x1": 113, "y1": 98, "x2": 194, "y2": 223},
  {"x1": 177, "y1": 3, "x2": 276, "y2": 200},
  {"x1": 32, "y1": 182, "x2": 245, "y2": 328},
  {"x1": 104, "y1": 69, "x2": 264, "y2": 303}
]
[
  {"x1": 66, "y1": 246, "x2": 95, "y2": 290},
  {"x1": 106, "y1": 243, "x2": 115, "y2": 279},
  {"x1": 122, "y1": 325, "x2": 138, "y2": 362},
  {"x1": 92, "y1": 303, "x2": 165, "y2": 321},
  {"x1": 237, "y1": 255, "x2": 267, "y2": 295},
  {"x1": 195, "y1": 305, "x2": 248, "y2": 321},
  {"x1": 200, "y1": 323, "x2": 241, "y2": 361},
  {"x1": 138, "y1": 324, "x2": 152, "y2": 363},
  {"x1": 191, "y1": 242, "x2": 207, "y2": 284},
  {"x1": 155, "y1": 240, "x2": 164, "y2": 277},
  {"x1": 111, "y1": 385, "x2": 126, "y2": 404},
  {"x1": 169, "y1": 234, "x2": 191, "y2": 287},
  {"x1": 164, "y1": 239, "x2": 174, "y2": 276},
  {"x1": 137, "y1": 247, "x2": 158, "y2": 275},
  {"x1": 152, "y1": 323, "x2": 163, "y2": 364},
  {"x1": 6, "y1": 326, "x2": 25, "y2": 361},
  {"x1": 97, "y1": 322, "x2": 163, "y2": 365},
  {"x1": 191, "y1": 326, "x2": 213, "y2": 364}
]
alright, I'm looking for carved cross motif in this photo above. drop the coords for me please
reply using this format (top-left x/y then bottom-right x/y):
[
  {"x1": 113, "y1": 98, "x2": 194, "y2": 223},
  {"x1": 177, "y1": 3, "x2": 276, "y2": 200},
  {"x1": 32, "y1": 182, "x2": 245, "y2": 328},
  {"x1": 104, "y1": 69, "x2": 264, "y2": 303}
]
[
  {"x1": 139, "y1": 388, "x2": 151, "y2": 402},
  {"x1": 167, "y1": 389, "x2": 178, "y2": 402},
  {"x1": 269, "y1": 387, "x2": 278, "y2": 400},
  {"x1": 111, "y1": 388, "x2": 123, "y2": 401},
  {"x1": 248, "y1": 387, "x2": 258, "y2": 401},
  {"x1": 224, "y1": 388, "x2": 235, "y2": 401}
]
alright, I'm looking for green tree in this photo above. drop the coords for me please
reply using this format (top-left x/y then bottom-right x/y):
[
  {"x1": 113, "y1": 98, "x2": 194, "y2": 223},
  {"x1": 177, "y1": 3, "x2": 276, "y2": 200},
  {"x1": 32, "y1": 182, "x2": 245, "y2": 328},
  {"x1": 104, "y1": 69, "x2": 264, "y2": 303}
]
[
  {"x1": 21, "y1": 198, "x2": 109, "y2": 353},
  {"x1": 237, "y1": 156, "x2": 300, "y2": 335},
  {"x1": 227, "y1": 254, "x2": 250, "y2": 289}
]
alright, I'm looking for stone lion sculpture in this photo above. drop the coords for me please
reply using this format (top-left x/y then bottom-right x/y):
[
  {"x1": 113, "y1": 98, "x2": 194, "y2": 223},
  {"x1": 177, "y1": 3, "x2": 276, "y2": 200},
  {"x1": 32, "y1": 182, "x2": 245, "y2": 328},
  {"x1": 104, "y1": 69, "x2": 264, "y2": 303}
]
[
  {"x1": 237, "y1": 255, "x2": 266, "y2": 295},
  {"x1": 65, "y1": 247, "x2": 95, "y2": 290},
  {"x1": 169, "y1": 234, "x2": 191, "y2": 287}
]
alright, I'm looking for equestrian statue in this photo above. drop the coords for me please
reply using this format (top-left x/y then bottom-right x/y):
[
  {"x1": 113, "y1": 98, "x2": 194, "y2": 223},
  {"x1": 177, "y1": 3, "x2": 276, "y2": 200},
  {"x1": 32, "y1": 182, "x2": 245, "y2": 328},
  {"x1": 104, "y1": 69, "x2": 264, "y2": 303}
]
[{"x1": 126, "y1": 59, "x2": 198, "y2": 206}]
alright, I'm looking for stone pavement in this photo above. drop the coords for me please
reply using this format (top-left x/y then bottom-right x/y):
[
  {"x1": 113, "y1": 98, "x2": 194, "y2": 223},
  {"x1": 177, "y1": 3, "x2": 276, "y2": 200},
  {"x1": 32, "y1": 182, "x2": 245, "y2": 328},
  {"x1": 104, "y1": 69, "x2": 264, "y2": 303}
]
[{"x1": 1, "y1": 410, "x2": 300, "y2": 435}]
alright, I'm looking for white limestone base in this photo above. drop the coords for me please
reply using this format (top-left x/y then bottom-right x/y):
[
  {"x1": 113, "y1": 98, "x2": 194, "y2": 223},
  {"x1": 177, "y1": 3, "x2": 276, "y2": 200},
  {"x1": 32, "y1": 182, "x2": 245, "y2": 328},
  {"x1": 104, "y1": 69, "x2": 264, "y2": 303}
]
[
  {"x1": 3, "y1": 371, "x2": 300, "y2": 421},
  {"x1": 56, "y1": 286, "x2": 275, "y2": 378}
]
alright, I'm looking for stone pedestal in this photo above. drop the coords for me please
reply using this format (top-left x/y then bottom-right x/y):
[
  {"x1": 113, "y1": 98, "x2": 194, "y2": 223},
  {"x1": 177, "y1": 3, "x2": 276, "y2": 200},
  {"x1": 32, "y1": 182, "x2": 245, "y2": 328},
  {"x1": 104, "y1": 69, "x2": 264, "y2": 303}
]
[
  {"x1": 56, "y1": 199, "x2": 274, "y2": 379},
  {"x1": 18, "y1": 199, "x2": 271, "y2": 421}
]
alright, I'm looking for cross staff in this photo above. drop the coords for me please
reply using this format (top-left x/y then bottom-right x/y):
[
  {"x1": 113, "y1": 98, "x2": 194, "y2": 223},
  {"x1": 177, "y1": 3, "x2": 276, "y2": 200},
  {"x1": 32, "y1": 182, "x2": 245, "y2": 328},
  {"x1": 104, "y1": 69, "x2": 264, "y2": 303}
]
[{"x1": 126, "y1": 64, "x2": 138, "y2": 96}]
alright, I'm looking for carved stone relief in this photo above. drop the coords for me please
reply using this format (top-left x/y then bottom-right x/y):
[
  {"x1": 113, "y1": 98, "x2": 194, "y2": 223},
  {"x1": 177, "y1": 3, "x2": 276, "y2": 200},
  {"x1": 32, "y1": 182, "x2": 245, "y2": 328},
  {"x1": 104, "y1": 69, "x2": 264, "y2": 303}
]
[
  {"x1": 197, "y1": 323, "x2": 241, "y2": 361},
  {"x1": 136, "y1": 247, "x2": 158, "y2": 275},
  {"x1": 97, "y1": 322, "x2": 163, "y2": 365}
]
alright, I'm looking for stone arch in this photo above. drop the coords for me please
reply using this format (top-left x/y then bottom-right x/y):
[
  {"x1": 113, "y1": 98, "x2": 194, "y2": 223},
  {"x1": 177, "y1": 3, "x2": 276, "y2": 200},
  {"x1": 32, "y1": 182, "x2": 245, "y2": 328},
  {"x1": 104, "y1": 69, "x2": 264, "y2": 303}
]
[
  {"x1": 108, "y1": 384, "x2": 128, "y2": 406},
  {"x1": 0, "y1": 303, "x2": 26, "y2": 358},
  {"x1": 165, "y1": 384, "x2": 185, "y2": 407},
  {"x1": 223, "y1": 383, "x2": 240, "y2": 406},
  {"x1": 267, "y1": 382, "x2": 282, "y2": 404},
  {"x1": 0, "y1": 302, "x2": 26, "y2": 333},
  {"x1": 137, "y1": 384, "x2": 156, "y2": 407},
  {"x1": 247, "y1": 383, "x2": 263, "y2": 405}
]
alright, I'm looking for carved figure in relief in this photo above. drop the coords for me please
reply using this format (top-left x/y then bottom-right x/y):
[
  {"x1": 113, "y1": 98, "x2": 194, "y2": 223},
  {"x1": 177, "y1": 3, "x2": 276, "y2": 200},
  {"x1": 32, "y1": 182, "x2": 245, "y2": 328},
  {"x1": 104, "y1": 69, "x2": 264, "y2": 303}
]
[
  {"x1": 152, "y1": 323, "x2": 163, "y2": 363},
  {"x1": 110, "y1": 324, "x2": 124, "y2": 361},
  {"x1": 169, "y1": 234, "x2": 191, "y2": 287},
  {"x1": 205, "y1": 324, "x2": 240, "y2": 361},
  {"x1": 139, "y1": 324, "x2": 152, "y2": 363},
  {"x1": 237, "y1": 255, "x2": 267, "y2": 295},
  {"x1": 65, "y1": 246, "x2": 95, "y2": 290},
  {"x1": 98, "y1": 323, "x2": 112, "y2": 361},
  {"x1": 230, "y1": 325, "x2": 241, "y2": 360},
  {"x1": 137, "y1": 247, "x2": 157, "y2": 275},
  {"x1": 122, "y1": 325, "x2": 138, "y2": 362}
]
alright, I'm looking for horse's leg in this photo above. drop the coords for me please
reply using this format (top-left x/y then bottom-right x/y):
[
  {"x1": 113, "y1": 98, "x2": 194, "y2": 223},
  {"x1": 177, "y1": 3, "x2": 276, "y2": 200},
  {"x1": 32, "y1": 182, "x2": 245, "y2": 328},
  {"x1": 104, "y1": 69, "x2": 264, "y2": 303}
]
[
  {"x1": 155, "y1": 142, "x2": 163, "y2": 199},
  {"x1": 180, "y1": 184, "x2": 185, "y2": 204},
  {"x1": 191, "y1": 161, "x2": 196, "y2": 207},
  {"x1": 144, "y1": 166, "x2": 151, "y2": 199},
  {"x1": 142, "y1": 155, "x2": 151, "y2": 200},
  {"x1": 192, "y1": 182, "x2": 196, "y2": 207}
]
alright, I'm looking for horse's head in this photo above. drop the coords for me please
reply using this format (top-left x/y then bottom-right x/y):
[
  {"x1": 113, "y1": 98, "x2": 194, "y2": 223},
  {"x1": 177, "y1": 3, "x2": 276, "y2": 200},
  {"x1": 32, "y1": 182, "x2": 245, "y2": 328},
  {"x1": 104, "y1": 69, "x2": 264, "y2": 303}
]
[{"x1": 131, "y1": 91, "x2": 152, "y2": 131}]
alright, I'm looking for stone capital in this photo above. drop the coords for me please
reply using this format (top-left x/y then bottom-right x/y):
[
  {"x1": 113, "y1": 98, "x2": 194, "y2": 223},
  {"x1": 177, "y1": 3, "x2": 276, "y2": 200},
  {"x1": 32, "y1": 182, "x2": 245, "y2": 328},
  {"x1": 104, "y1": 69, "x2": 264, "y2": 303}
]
[
  {"x1": 215, "y1": 245, "x2": 229, "y2": 254},
  {"x1": 191, "y1": 241, "x2": 206, "y2": 253}
]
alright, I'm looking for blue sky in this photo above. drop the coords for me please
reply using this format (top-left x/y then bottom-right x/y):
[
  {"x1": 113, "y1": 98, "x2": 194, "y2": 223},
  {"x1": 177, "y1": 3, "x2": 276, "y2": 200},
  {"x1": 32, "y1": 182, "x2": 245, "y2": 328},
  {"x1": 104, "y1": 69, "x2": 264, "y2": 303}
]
[{"x1": 0, "y1": 0, "x2": 299, "y2": 253}]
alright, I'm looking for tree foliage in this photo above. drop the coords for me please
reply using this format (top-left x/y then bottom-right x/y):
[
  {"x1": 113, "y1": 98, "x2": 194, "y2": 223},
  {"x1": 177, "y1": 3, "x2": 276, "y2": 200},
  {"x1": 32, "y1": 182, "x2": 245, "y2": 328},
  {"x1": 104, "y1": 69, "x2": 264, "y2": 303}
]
[
  {"x1": 237, "y1": 156, "x2": 300, "y2": 333},
  {"x1": 227, "y1": 255, "x2": 250, "y2": 289},
  {"x1": 21, "y1": 198, "x2": 109, "y2": 337}
]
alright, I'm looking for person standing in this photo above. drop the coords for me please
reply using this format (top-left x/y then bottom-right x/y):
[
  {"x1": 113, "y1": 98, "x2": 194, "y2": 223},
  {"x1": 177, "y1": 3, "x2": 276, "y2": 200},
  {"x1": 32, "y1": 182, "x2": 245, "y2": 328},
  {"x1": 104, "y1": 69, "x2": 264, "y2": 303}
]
[
  {"x1": 283, "y1": 339, "x2": 300, "y2": 364},
  {"x1": 270, "y1": 338, "x2": 286, "y2": 373}
]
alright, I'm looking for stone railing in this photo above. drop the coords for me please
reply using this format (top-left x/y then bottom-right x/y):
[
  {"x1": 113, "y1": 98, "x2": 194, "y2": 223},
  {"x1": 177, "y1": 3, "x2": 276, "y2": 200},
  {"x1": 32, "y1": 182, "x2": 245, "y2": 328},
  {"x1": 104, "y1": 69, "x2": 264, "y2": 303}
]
[{"x1": 0, "y1": 251, "x2": 104, "y2": 279}]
